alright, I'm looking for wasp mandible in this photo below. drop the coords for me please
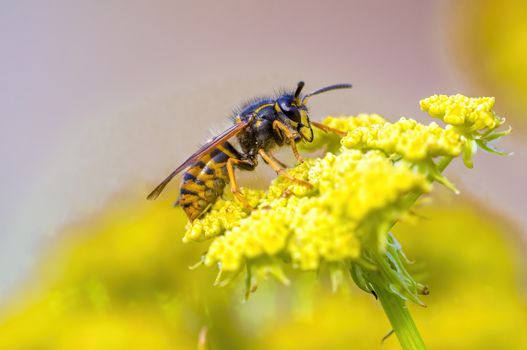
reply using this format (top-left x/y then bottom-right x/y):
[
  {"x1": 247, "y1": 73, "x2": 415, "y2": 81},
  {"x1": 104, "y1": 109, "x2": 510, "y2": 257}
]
[{"x1": 147, "y1": 81, "x2": 352, "y2": 221}]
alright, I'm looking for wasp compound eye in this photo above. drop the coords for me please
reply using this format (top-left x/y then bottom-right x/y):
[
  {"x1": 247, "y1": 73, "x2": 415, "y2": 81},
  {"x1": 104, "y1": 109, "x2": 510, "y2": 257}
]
[
  {"x1": 278, "y1": 97, "x2": 302, "y2": 123},
  {"x1": 278, "y1": 97, "x2": 292, "y2": 112}
]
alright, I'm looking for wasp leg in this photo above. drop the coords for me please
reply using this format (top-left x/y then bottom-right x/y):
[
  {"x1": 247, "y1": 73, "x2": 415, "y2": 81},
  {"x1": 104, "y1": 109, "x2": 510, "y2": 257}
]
[
  {"x1": 226, "y1": 157, "x2": 255, "y2": 210},
  {"x1": 311, "y1": 121, "x2": 347, "y2": 136},
  {"x1": 258, "y1": 149, "x2": 312, "y2": 188},
  {"x1": 269, "y1": 151, "x2": 288, "y2": 168},
  {"x1": 272, "y1": 120, "x2": 304, "y2": 163}
]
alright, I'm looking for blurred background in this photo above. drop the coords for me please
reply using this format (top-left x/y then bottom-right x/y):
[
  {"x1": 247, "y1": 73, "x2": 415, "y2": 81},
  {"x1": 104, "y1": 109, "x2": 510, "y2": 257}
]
[{"x1": 1, "y1": 0, "x2": 526, "y2": 349}]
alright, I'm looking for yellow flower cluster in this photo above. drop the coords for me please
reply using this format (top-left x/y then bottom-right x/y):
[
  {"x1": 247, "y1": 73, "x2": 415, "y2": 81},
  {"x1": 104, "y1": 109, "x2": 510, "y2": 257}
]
[
  {"x1": 341, "y1": 118, "x2": 463, "y2": 161},
  {"x1": 197, "y1": 150, "x2": 429, "y2": 275},
  {"x1": 420, "y1": 94, "x2": 503, "y2": 132},
  {"x1": 183, "y1": 94, "x2": 509, "y2": 296}
]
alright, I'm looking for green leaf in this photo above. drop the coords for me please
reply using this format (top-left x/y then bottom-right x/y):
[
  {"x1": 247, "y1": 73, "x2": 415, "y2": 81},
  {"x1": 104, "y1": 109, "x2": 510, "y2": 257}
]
[
  {"x1": 479, "y1": 125, "x2": 512, "y2": 142},
  {"x1": 476, "y1": 139, "x2": 511, "y2": 156}
]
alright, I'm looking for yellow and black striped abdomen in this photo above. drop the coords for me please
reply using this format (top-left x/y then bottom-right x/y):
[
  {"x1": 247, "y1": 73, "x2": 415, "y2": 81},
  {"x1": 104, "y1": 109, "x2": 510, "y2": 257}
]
[{"x1": 176, "y1": 142, "x2": 240, "y2": 221}]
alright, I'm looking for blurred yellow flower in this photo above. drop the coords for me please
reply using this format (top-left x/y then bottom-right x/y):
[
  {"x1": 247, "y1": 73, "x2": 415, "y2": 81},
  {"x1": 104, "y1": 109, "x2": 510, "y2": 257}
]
[
  {"x1": 454, "y1": 0, "x2": 527, "y2": 124},
  {"x1": 1, "y1": 195, "x2": 525, "y2": 350}
]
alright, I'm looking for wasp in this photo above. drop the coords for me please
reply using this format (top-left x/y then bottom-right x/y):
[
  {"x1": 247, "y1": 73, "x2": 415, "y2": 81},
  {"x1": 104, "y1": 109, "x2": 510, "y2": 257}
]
[{"x1": 147, "y1": 81, "x2": 352, "y2": 221}]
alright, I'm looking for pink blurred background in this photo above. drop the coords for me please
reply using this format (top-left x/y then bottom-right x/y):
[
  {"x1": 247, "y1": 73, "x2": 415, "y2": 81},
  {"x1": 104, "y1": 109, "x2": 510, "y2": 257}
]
[{"x1": 0, "y1": 0, "x2": 524, "y2": 299}]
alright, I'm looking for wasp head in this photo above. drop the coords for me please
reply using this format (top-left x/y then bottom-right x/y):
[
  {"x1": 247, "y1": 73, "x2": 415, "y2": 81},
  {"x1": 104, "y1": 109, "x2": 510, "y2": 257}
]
[
  {"x1": 276, "y1": 81, "x2": 313, "y2": 142},
  {"x1": 276, "y1": 81, "x2": 353, "y2": 143}
]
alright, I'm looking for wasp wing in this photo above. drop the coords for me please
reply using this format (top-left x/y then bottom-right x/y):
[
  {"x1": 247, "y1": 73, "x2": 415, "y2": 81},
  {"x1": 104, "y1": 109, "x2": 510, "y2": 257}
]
[{"x1": 147, "y1": 118, "x2": 252, "y2": 200}]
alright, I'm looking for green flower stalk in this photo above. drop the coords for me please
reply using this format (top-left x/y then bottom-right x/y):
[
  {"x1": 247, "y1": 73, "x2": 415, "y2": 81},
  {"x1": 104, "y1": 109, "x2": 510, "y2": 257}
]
[{"x1": 183, "y1": 94, "x2": 509, "y2": 349}]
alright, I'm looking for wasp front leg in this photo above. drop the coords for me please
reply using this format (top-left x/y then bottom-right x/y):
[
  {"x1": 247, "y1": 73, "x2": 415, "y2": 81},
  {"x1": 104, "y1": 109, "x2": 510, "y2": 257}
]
[
  {"x1": 310, "y1": 121, "x2": 347, "y2": 136},
  {"x1": 272, "y1": 120, "x2": 304, "y2": 163},
  {"x1": 258, "y1": 149, "x2": 312, "y2": 188},
  {"x1": 226, "y1": 157, "x2": 256, "y2": 210}
]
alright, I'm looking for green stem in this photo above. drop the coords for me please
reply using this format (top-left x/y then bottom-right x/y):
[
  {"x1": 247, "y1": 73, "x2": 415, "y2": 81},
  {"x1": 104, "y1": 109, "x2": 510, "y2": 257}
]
[
  {"x1": 433, "y1": 156, "x2": 453, "y2": 175},
  {"x1": 375, "y1": 157, "x2": 452, "y2": 349},
  {"x1": 375, "y1": 284, "x2": 427, "y2": 350}
]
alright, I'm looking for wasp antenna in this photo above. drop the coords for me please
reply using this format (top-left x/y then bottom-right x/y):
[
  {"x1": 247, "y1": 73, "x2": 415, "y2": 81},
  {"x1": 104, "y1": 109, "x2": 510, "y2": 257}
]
[
  {"x1": 294, "y1": 81, "x2": 305, "y2": 100},
  {"x1": 302, "y1": 83, "x2": 352, "y2": 104}
]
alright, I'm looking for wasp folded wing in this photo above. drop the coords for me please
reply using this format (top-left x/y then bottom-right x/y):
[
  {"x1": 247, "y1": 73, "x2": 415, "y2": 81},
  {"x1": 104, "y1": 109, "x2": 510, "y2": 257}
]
[{"x1": 147, "y1": 118, "x2": 252, "y2": 200}]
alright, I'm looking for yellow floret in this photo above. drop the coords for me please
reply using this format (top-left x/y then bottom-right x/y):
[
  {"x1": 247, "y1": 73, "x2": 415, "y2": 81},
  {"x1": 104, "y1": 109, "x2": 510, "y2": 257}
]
[
  {"x1": 420, "y1": 94, "x2": 504, "y2": 133},
  {"x1": 341, "y1": 118, "x2": 464, "y2": 161},
  {"x1": 183, "y1": 189, "x2": 263, "y2": 242}
]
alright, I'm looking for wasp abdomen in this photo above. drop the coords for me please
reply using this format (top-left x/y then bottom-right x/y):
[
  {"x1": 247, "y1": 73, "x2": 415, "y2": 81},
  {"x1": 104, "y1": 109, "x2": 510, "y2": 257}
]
[{"x1": 176, "y1": 142, "x2": 240, "y2": 220}]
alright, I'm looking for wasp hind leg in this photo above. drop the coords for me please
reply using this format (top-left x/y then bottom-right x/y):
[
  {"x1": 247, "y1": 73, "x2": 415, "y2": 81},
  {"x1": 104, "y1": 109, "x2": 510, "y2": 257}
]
[
  {"x1": 258, "y1": 149, "x2": 312, "y2": 188},
  {"x1": 226, "y1": 157, "x2": 256, "y2": 210},
  {"x1": 268, "y1": 151, "x2": 288, "y2": 168}
]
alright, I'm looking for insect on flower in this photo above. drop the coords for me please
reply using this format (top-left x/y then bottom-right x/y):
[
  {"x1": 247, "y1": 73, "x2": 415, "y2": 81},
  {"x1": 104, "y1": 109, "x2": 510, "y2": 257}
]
[{"x1": 147, "y1": 81, "x2": 352, "y2": 221}]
